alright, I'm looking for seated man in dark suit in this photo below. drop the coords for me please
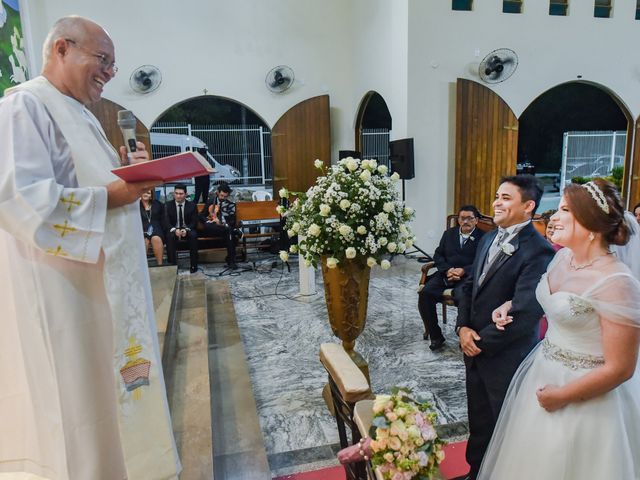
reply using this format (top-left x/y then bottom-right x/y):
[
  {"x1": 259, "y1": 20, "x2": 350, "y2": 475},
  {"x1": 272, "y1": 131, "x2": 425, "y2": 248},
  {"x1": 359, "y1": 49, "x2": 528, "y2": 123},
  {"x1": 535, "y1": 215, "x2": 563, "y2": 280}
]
[
  {"x1": 200, "y1": 181, "x2": 238, "y2": 270},
  {"x1": 164, "y1": 184, "x2": 199, "y2": 273},
  {"x1": 418, "y1": 205, "x2": 483, "y2": 351}
]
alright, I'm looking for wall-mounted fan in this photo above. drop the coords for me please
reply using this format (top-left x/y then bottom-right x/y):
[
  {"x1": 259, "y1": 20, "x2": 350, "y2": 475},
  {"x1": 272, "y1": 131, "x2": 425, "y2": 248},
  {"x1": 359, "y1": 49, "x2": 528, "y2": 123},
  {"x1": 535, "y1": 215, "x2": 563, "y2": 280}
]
[
  {"x1": 478, "y1": 48, "x2": 518, "y2": 84},
  {"x1": 265, "y1": 65, "x2": 294, "y2": 93},
  {"x1": 129, "y1": 65, "x2": 162, "y2": 94}
]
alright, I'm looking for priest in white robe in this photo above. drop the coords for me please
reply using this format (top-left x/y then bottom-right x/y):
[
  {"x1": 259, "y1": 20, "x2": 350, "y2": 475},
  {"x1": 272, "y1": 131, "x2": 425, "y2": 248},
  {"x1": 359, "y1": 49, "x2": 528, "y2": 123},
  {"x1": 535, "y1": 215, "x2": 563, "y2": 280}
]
[{"x1": 0, "y1": 16, "x2": 180, "y2": 480}]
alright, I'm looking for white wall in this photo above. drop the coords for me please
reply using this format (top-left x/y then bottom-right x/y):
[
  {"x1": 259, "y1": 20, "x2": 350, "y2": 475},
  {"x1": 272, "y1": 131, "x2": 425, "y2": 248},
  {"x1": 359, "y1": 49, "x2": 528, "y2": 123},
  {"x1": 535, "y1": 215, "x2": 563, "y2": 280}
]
[
  {"x1": 404, "y1": 0, "x2": 640, "y2": 249},
  {"x1": 23, "y1": 0, "x2": 358, "y2": 156},
  {"x1": 21, "y1": 0, "x2": 640, "y2": 251}
]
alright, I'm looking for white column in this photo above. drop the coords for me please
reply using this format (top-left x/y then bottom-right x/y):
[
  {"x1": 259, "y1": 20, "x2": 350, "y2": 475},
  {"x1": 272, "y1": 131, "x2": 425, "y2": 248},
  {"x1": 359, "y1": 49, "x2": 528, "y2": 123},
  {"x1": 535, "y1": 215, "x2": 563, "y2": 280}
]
[{"x1": 298, "y1": 254, "x2": 316, "y2": 295}]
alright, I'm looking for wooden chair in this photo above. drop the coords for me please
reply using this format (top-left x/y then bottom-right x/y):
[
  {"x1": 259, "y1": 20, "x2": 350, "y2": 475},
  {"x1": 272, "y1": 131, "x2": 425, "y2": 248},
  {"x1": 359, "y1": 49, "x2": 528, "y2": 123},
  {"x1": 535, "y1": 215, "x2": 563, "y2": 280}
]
[
  {"x1": 236, "y1": 200, "x2": 281, "y2": 261},
  {"x1": 419, "y1": 213, "x2": 496, "y2": 325},
  {"x1": 319, "y1": 343, "x2": 374, "y2": 480}
]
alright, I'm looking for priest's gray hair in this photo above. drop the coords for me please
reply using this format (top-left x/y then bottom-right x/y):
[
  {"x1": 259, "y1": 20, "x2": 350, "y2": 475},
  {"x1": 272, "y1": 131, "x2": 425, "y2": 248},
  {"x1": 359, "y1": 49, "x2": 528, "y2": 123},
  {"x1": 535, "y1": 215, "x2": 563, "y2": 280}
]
[{"x1": 42, "y1": 16, "x2": 87, "y2": 66}]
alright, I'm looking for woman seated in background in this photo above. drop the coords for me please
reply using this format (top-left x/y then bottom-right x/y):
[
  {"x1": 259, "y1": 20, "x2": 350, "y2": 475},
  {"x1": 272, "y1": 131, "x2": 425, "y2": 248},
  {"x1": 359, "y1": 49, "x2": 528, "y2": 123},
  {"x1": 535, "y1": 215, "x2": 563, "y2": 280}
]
[{"x1": 139, "y1": 189, "x2": 165, "y2": 265}]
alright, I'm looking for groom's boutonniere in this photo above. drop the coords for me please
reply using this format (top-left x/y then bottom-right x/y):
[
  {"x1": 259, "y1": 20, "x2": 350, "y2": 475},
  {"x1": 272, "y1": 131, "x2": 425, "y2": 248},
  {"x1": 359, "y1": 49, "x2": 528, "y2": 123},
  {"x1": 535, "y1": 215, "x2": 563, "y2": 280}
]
[
  {"x1": 501, "y1": 243, "x2": 515, "y2": 256},
  {"x1": 469, "y1": 236, "x2": 475, "y2": 242}
]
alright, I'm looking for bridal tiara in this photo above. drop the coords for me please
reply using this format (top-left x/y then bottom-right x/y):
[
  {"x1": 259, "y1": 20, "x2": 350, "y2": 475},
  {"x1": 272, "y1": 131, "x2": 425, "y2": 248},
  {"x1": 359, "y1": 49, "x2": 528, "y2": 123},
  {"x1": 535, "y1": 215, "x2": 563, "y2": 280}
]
[{"x1": 582, "y1": 181, "x2": 610, "y2": 214}]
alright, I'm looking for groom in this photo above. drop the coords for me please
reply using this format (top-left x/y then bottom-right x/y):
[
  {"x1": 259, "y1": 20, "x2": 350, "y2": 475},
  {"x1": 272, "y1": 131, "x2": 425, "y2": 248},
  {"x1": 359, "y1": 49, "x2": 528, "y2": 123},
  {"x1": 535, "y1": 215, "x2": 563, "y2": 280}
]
[{"x1": 455, "y1": 175, "x2": 554, "y2": 480}]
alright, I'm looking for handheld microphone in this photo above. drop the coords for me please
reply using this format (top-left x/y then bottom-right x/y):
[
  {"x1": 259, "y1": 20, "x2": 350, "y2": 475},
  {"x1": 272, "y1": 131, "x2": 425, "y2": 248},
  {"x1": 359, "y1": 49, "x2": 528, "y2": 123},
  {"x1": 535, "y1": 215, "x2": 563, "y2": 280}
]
[{"x1": 117, "y1": 110, "x2": 137, "y2": 163}]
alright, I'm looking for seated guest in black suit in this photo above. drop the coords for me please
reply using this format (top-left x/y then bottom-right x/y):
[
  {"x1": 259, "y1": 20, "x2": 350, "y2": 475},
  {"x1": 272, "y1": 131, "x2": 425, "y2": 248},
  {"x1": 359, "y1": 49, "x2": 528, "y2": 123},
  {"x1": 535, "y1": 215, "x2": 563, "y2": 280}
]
[
  {"x1": 164, "y1": 184, "x2": 199, "y2": 273},
  {"x1": 418, "y1": 205, "x2": 484, "y2": 351},
  {"x1": 201, "y1": 181, "x2": 238, "y2": 270},
  {"x1": 139, "y1": 189, "x2": 165, "y2": 265}
]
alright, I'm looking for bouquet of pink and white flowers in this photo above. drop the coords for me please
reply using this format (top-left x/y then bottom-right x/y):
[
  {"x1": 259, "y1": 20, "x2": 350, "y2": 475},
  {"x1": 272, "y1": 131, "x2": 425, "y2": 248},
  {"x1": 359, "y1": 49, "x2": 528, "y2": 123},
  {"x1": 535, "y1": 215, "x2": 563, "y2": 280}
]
[{"x1": 338, "y1": 387, "x2": 445, "y2": 480}]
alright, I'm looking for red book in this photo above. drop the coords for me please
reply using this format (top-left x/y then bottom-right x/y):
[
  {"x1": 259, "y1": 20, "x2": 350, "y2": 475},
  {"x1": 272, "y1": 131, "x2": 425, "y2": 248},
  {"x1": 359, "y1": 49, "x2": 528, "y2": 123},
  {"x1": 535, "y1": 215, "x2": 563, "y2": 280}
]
[{"x1": 111, "y1": 151, "x2": 214, "y2": 183}]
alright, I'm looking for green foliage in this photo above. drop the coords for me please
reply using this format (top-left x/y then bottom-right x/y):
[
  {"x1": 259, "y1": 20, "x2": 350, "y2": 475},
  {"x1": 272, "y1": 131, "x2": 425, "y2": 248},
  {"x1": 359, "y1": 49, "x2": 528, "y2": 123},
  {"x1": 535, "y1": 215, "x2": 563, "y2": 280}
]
[{"x1": 0, "y1": 2, "x2": 28, "y2": 96}]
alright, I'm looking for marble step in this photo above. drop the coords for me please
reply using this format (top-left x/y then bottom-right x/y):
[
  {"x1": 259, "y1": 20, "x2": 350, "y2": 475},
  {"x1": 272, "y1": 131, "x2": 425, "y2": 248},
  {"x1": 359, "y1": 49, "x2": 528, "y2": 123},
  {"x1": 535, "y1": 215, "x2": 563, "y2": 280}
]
[{"x1": 206, "y1": 280, "x2": 271, "y2": 479}]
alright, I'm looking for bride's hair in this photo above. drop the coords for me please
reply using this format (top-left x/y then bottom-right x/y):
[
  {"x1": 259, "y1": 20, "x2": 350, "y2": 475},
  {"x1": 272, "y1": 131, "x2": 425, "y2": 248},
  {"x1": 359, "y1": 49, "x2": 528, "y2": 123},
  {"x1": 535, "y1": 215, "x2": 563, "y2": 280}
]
[{"x1": 564, "y1": 178, "x2": 630, "y2": 246}]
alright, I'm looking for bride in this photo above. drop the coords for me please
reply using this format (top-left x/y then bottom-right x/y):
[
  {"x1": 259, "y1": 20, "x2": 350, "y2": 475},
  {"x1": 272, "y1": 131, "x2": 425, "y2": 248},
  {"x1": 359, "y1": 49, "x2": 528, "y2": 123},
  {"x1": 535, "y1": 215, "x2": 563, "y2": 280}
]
[{"x1": 478, "y1": 178, "x2": 640, "y2": 479}]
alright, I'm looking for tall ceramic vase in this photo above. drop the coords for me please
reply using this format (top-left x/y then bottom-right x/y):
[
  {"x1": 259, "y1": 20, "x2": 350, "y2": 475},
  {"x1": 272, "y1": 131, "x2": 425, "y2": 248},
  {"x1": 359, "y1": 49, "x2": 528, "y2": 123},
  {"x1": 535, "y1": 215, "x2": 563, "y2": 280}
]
[{"x1": 320, "y1": 256, "x2": 371, "y2": 380}]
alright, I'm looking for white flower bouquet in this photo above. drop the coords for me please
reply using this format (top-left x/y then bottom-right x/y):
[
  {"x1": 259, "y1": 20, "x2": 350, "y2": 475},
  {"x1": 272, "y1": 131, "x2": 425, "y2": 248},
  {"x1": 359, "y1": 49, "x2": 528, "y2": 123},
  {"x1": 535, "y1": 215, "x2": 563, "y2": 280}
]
[
  {"x1": 337, "y1": 387, "x2": 445, "y2": 480},
  {"x1": 278, "y1": 157, "x2": 415, "y2": 269}
]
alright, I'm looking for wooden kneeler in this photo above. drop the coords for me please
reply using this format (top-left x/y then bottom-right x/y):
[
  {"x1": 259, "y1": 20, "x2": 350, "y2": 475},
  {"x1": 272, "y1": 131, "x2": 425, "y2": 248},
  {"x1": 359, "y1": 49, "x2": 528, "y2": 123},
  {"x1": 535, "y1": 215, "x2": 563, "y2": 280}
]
[{"x1": 319, "y1": 343, "x2": 374, "y2": 480}]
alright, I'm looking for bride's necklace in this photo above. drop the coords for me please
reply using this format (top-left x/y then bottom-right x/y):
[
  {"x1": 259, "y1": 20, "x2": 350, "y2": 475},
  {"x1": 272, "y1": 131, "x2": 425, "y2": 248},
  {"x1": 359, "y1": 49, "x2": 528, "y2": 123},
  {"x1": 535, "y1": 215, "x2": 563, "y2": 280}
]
[{"x1": 569, "y1": 251, "x2": 613, "y2": 270}]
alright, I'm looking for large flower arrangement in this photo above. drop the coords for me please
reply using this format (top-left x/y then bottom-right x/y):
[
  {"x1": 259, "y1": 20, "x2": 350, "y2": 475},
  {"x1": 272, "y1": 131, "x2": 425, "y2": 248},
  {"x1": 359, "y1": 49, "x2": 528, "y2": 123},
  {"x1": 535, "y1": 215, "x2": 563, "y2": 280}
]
[
  {"x1": 370, "y1": 388, "x2": 445, "y2": 480},
  {"x1": 278, "y1": 157, "x2": 415, "y2": 269}
]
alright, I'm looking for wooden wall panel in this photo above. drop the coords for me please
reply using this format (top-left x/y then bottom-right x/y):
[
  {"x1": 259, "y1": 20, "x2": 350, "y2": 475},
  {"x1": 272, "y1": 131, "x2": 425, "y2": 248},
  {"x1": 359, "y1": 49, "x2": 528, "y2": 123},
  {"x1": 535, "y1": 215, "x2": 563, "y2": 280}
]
[
  {"x1": 454, "y1": 79, "x2": 518, "y2": 215},
  {"x1": 87, "y1": 98, "x2": 151, "y2": 154},
  {"x1": 272, "y1": 95, "x2": 331, "y2": 196},
  {"x1": 628, "y1": 120, "x2": 640, "y2": 208}
]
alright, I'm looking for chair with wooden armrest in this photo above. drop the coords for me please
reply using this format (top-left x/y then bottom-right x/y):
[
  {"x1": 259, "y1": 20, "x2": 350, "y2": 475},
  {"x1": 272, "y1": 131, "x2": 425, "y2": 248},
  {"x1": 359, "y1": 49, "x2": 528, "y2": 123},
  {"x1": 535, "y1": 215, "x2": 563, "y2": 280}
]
[{"x1": 320, "y1": 343, "x2": 374, "y2": 480}]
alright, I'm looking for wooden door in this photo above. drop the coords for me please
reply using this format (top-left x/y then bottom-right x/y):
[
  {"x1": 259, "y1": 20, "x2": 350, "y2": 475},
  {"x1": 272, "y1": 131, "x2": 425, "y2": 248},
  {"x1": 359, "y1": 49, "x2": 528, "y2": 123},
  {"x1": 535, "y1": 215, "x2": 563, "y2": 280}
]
[
  {"x1": 272, "y1": 95, "x2": 331, "y2": 196},
  {"x1": 87, "y1": 98, "x2": 151, "y2": 153},
  {"x1": 454, "y1": 79, "x2": 518, "y2": 215},
  {"x1": 628, "y1": 119, "x2": 640, "y2": 208}
]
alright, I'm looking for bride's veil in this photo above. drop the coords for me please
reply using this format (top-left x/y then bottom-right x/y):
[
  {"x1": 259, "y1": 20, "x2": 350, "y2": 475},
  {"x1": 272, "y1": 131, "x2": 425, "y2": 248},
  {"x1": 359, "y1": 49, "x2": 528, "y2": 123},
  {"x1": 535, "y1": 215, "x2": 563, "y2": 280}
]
[{"x1": 612, "y1": 211, "x2": 640, "y2": 281}]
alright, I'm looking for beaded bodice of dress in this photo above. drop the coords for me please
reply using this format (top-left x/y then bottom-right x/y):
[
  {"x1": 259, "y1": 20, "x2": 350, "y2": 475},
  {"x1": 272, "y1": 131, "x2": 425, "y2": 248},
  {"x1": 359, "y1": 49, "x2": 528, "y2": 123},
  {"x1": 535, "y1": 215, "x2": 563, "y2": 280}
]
[{"x1": 536, "y1": 273, "x2": 603, "y2": 357}]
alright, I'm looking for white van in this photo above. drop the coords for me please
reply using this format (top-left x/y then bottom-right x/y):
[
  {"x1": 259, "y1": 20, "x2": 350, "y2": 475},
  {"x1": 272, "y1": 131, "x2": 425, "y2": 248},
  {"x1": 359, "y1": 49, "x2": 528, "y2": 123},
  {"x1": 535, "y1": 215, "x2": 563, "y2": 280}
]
[{"x1": 149, "y1": 132, "x2": 241, "y2": 181}]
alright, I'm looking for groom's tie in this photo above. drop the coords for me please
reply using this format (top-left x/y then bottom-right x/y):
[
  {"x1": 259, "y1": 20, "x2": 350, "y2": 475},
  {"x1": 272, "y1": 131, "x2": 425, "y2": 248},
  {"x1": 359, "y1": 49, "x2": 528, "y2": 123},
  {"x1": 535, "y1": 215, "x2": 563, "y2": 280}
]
[{"x1": 478, "y1": 229, "x2": 508, "y2": 285}]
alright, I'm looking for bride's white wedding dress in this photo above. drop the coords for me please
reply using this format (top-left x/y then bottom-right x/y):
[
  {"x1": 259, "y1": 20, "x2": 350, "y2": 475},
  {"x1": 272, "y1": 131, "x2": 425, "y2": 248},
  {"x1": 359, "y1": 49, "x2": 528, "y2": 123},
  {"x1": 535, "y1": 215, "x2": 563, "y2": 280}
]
[{"x1": 478, "y1": 248, "x2": 640, "y2": 479}]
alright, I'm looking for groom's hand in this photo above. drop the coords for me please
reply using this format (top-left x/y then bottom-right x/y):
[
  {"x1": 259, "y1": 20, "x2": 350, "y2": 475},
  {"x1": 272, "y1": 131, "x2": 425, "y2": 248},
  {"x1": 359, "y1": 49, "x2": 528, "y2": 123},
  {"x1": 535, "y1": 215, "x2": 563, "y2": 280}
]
[{"x1": 459, "y1": 327, "x2": 482, "y2": 357}]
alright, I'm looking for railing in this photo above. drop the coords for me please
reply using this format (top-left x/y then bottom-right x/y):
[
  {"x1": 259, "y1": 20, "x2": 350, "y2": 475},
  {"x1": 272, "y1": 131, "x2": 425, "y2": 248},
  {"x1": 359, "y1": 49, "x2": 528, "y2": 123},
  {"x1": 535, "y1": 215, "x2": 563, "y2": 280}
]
[
  {"x1": 560, "y1": 130, "x2": 626, "y2": 194},
  {"x1": 151, "y1": 122, "x2": 272, "y2": 186},
  {"x1": 361, "y1": 128, "x2": 391, "y2": 168}
]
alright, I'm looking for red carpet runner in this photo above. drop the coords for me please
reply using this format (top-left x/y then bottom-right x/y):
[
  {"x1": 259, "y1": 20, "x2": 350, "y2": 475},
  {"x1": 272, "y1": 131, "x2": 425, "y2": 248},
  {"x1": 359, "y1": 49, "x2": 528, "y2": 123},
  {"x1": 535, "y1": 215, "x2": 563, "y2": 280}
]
[{"x1": 274, "y1": 441, "x2": 469, "y2": 480}]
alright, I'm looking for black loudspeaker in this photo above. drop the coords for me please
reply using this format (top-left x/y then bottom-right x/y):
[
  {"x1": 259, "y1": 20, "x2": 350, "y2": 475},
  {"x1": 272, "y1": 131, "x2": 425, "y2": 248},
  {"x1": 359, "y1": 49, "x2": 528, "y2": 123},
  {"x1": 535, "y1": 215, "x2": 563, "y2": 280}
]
[
  {"x1": 389, "y1": 138, "x2": 415, "y2": 180},
  {"x1": 339, "y1": 150, "x2": 361, "y2": 159}
]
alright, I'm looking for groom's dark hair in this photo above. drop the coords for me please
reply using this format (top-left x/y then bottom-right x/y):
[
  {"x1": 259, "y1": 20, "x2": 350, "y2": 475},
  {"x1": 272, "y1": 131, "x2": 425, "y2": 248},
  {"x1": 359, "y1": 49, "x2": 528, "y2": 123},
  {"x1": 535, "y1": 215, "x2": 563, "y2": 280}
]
[{"x1": 499, "y1": 174, "x2": 543, "y2": 215}]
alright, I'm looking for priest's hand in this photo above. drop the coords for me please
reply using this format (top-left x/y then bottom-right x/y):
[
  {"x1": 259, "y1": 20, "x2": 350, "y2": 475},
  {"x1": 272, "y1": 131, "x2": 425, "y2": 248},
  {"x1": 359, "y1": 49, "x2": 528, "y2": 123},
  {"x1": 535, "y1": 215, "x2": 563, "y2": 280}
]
[
  {"x1": 119, "y1": 141, "x2": 150, "y2": 166},
  {"x1": 107, "y1": 179, "x2": 160, "y2": 209}
]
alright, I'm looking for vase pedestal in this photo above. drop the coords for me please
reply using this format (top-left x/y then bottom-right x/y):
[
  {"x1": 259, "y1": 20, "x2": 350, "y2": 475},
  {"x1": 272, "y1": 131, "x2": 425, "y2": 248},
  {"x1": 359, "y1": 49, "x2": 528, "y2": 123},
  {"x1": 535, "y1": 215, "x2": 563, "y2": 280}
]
[{"x1": 321, "y1": 257, "x2": 371, "y2": 383}]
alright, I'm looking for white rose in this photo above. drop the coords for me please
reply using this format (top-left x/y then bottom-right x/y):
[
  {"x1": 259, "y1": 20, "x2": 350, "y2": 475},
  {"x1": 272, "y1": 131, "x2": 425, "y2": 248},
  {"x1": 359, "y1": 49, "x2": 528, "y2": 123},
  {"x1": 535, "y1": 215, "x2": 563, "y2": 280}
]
[
  {"x1": 501, "y1": 243, "x2": 515, "y2": 256},
  {"x1": 405, "y1": 238, "x2": 414, "y2": 248},
  {"x1": 369, "y1": 159, "x2": 378, "y2": 168},
  {"x1": 387, "y1": 242, "x2": 397, "y2": 253},
  {"x1": 290, "y1": 245, "x2": 298, "y2": 253},
  {"x1": 379, "y1": 237, "x2": 388, "y2": 246},
  {"x1": 279, "y1": 250, "x2": 289, "y2": 262},
  {"x1": 367, "y1": 257, "x2": 377, "y2": 267},
  {"x1": 345, "y1": 247, "x2": 356, "y2": 259},
  {"x1": 339, "y1": 199, "x2": 351, "y2": 210},
  {"x1": 357, "y1": 225, "x2": 367, "y2": 235},
  {"x1": 359, "y1": 170, "x2": 371, "y2": 182},
  {"x1": 338, "y1": 225, "x2": 352, "y2": 237},
  {"x1": 391, "y1": 172, "x2": 400, "y2": 182},
  {"x1": 292, "y1": 222, "x2": 301, "y2": 233},
  {"x1": 377, "y1": 165, "x2": 388, "y2": 175},
  {"x1": 360, "y1": 159, "x2": 370, "y2": 170},
  {"x1": 346, "y1": 158, "x2": 359, "y2": 171},
  {"x1": 308, "y1": 224, "x2": 321, "y2": 237},
  {"x1": 381, "y1": 259, "x2": 391, "y2": 270},
  {"x1": 276, "y1": 205, "x2": 285, "y2": 214},
  {"x1": 278, "y1": 187, "x2": 289, "y2": 198},
  {"x1": 319, "y1": 204, "x2": 331, "y2": 216},
  {"x1": 396, "y1": 243, "x2": 406, "y2": 253},
  {"x1": 399, "y1": 224, "x2": 408, "y2": 235},
  {"x1": 314, "y1": 159, "x2": 324, "y2": 169},
  {"x1": 304, "y1": 258, "x2": 312, "y2": 267},
  {"x1": 326, "y1": 257, "x2": 339, "y2": 269},
  {"x1": 404, "y1": 206, "x2": 414, "y2": 216},
  {"x1": 377, "y1": 212, "x2": 389, "y2": 222},
  {"x1": 383, "y1": 202, "x2": 394, "y2": 213},
  {"x1": 287, "y1": 229, "x2": 295, "y2": 238}
]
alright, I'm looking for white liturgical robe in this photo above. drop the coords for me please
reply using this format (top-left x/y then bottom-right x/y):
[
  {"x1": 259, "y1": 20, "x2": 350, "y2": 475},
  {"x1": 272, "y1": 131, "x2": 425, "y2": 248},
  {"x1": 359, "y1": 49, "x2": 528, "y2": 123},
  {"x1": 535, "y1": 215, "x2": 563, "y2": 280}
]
[{"x1": 0, "y1": 77, "x2": 180, "y2": 480}]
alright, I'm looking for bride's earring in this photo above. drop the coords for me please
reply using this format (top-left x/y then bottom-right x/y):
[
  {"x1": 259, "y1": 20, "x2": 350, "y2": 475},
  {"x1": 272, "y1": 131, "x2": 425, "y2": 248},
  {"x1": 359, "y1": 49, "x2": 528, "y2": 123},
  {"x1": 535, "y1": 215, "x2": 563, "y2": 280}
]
[{"x1": 588, "y1": 232, "x2": 595, "y2": 242}]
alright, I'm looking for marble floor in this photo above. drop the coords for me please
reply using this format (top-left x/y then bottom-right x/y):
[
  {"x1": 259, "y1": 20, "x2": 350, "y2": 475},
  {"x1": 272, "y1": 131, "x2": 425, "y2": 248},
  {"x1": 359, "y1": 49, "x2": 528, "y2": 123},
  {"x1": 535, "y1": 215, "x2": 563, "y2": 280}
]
[{"x1": 195, "y1": 253, "x2": 468, "y2": 477}]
